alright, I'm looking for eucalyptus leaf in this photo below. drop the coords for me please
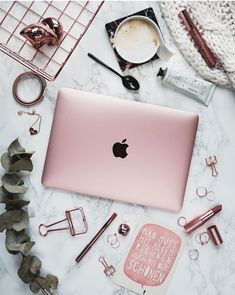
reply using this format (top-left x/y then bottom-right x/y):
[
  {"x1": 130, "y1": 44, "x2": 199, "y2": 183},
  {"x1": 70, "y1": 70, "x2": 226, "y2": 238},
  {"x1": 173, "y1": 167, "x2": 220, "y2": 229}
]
[
  {"x1": 0, "y1": 186, "x2": 7, "y2": 202},
  {"x1": 6, "y1": 230, "x2": 35, "y2": 254},
  {"x1": 1, "y1": 152, "x2": 13, "y2": 171},
  {"x1": 0, "y1": 186, "x2": 19, "y2": 203},
  {"x1": 1, "y1": 174, "x2": 27, "y2": 194},
  {"x1": 30, "y1": 277, "x2": 48, "y2": 293},
  {"x1": 12, "y1": 152, "x2": 34, "y2": 160},
  {"x1": 1, "y1": 153, "x2": 33, "y2": 172},
  {"x1": 5, "y1": 199, "x2": 30, "y2": 210},
  {"x1": 29, "y1": 256, "x2": 42, "y2": 275},
  {"x1": 0, "y1": 210, "x2": 23, "y2": 232},
  {"x1": 12, "y1": 210, "x2": 29, "y2": 231},
  {"x1": 10, "y1": 158, "x2": 33, "y2": 172},
  {"x1": 18, "y1": 255, "x2": 42, "y2": 284},
  {"x1": 8, "y1": 138, "x2": 25, "y2": 155},
  {"x1": 45, "y1": 274, "x2": 58, "y2": 290}
]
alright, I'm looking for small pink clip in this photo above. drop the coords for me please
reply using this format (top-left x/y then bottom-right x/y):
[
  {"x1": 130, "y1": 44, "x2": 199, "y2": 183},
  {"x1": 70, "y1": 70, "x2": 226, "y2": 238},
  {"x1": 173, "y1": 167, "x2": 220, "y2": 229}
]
[
  {"x1": 205, "y1": 156, "x2": 218, "y2": 177},
  {"x1": 39, "y1": 207, "x2": 88, "y2": 237},
  {"x1": 98, "y1": 257, "x2": 116, "y2": 277}
]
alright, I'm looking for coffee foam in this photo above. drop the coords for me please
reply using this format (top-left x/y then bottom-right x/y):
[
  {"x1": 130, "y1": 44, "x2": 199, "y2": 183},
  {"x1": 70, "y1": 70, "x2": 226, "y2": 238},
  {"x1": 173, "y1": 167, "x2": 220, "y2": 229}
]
[{"x1": 115, "y1": 19, "x2": 159, "y2": 62}]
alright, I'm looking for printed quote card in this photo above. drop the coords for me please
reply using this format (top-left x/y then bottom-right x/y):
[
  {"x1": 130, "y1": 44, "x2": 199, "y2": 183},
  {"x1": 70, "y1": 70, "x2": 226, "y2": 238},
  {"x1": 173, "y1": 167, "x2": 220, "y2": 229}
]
[{"x1": 112, "y1": 219, "x2": 185, "y2": 295}]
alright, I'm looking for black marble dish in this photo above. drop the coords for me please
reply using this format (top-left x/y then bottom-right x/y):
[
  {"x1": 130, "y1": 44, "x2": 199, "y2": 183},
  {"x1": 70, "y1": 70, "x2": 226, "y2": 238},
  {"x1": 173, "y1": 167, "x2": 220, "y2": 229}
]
[{"x1": 105, "y1": 7, "x2": 161, "y2": 72}]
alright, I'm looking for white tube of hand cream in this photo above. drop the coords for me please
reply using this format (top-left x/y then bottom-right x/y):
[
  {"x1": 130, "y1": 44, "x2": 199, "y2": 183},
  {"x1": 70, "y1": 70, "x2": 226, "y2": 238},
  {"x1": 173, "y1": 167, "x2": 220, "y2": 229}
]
[{"x1": 157, "y1": 68, "x2": 216, "y2": 106}]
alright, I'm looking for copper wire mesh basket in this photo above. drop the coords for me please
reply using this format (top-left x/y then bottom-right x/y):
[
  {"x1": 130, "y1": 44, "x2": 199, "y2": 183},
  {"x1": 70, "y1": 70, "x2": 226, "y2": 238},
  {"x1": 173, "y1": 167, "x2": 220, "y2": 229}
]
[{"x1": 0, "y1": 1, "x2": 103, "y2": 81}]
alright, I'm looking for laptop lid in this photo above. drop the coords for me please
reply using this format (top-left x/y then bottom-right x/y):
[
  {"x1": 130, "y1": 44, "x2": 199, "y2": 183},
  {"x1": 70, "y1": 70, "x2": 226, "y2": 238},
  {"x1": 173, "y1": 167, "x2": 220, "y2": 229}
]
[{"x1": 42, "y1": 88, "x2": 198, "y2": 211}]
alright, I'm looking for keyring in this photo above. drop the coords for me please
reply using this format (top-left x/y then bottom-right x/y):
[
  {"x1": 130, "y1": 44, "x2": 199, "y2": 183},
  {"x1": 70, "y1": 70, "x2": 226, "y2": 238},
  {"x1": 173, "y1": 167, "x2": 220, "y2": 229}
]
[
  {"x1": 188, "y1": 249, "x2": 199, "y2": 260},
  {"x1": 12, "y1": 72, "x2": 46, "y2": 106},
  {"x1": 177, "y1": 216, "x2": 187, "y2": 227}
]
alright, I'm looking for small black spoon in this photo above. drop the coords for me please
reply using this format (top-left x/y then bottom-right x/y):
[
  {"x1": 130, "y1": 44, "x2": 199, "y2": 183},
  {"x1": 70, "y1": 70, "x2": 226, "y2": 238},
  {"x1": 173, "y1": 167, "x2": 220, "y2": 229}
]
[{"x1": 88, "y1": 53, "x2": 140, "y2": 91}]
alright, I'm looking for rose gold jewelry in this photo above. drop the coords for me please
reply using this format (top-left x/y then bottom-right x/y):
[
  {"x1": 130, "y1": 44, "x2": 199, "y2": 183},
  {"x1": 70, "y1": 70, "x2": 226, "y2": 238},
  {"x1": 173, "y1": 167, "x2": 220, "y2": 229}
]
[
  {"x1": 206, "y1": 191, "x2": 216, "y2": 201},
  {"x1": 195, "y1": 232, "x2": 210, "y2": 245},
  {"x1": 177, "y1": 216, "x2": 187, "y2": 227},
  {"x1": 18, "y1": 110, "x2": 42, "y2": 135},
  {"x1": 13, "y1": 72, "x2": 46, "y2": 106},
  {"x1": 196, "y1": 186, "x2": 208, "y2": 197},
  {"x1": 107, "y1": 233, "x2": 120, "y2": 248},
  {"x1": 118, "y1": 224, "x2": 130, "y2": 236},
  {"x1": 121, "y1": 212, "x2": 131, "y2": 223},
  {"x1": 205, "y1": 156, "x2": 218, "y2": 177},
  {"x1": 188, "y1": 249, "x2": 199, "y2": 260},
  {"x1": 196, "y1": 186, "x2": 216, "y2": 201}
]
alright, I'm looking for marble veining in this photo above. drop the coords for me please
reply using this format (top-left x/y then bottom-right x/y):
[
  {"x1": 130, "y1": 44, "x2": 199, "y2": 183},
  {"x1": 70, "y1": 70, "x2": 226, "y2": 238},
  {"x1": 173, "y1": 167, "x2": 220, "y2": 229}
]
[{"x1": 0, "y1": 1, "x2": 235, "y2": 295}]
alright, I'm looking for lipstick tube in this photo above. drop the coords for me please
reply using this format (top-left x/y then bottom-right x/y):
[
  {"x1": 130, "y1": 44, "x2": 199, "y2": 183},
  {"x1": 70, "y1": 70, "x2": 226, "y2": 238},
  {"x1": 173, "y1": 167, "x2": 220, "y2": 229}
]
[
  {"x1": 184, "y1": 204, "x2": 222, "y2": 233},
  {"x1": 178, "y1": 9, "x2": 217, "y2": 69}
]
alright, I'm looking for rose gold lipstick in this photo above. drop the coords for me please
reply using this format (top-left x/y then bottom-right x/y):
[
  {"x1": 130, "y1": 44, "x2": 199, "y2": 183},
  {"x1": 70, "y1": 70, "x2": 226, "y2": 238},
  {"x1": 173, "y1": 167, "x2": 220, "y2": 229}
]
[{"x1": 184, "y1": 204, "x2": 222, "y2": 233}]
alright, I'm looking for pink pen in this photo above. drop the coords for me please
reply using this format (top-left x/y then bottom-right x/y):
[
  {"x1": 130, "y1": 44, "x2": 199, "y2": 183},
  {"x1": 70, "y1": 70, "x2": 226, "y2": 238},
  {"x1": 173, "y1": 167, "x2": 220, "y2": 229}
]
[{"x1": 184, "y1": 205, "x2": 222, "y2": 233}]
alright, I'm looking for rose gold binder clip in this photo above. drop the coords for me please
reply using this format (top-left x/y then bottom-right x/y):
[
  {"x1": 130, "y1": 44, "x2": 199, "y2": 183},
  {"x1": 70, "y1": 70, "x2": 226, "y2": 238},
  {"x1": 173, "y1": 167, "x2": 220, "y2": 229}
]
[
  {"x1": 98, "y1": 256, "x2": 116, "y2": 277},
  {"x1": 39, "y1": 207, "x2": 88, "y2": 237},
  {"x1": 205, "y1": 156, "x2": 218, "y2": 177}
]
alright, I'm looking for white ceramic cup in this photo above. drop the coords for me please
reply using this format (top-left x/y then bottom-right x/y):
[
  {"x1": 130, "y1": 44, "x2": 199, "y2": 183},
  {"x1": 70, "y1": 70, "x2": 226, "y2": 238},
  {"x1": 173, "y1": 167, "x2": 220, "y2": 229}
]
[{"x1": 114, "y1": 16, "x2": 160, "y2": 64}]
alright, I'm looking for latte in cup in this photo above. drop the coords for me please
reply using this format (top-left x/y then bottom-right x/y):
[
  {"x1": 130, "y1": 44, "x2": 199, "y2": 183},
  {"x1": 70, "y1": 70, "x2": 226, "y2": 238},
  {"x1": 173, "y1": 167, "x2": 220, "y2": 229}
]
[{"x1": 114, "y1": 16, "x2": 160, "y2": 64}]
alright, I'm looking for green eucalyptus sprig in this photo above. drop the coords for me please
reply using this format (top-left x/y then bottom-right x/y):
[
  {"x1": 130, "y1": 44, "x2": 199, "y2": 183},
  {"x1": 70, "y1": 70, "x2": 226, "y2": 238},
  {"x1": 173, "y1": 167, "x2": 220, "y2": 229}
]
[{"x1": 0, "y1": 138, "x2": 58, "y2": 294}]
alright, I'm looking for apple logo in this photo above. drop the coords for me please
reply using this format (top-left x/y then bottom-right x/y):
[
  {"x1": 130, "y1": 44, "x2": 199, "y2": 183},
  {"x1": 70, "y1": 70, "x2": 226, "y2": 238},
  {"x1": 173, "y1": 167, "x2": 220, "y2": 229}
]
[{"x1": 112, "y1": 139, "x2": 129, "y2": 159}]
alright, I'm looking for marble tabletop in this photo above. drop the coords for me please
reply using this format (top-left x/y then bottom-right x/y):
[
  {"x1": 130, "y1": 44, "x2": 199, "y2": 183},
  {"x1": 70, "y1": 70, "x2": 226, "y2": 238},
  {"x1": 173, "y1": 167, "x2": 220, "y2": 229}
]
[{"x1": 0, "y1": 1, "x2": 235, "y2": 295}]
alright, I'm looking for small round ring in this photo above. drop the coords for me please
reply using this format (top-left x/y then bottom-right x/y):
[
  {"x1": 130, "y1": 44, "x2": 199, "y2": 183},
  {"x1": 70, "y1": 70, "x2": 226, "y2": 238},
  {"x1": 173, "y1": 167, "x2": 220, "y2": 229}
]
[
  {"x1": 199, "y1": 232, "x2": 210, "y2": 245},
  {"x1": 195, "y1": 233, "x2": 202, "y2": 244},
  {"x1": 196, "y1": 186, "x2": 207, "y2": 198},
  {"x1": 177, "y1": 216, "x2": 187, "y2": 227},
  {"x1": 206, "y1": 191, "x2": 216, "y2": 201},
  {"x1": 188, "y1": 249, "x2": 199, "y2": 260},
  {"x1": 110, "y1": 240, "x2": 120, "y2": 249},
  {"x1": 195, "y1": 232, "x2": 210, "y2": 245},
  {"x1": 121, "y1": 212, "x2": 131, "y2": 223},
  {"x1": 12, "y1": 72, "x2": 46, "y2": 106}
]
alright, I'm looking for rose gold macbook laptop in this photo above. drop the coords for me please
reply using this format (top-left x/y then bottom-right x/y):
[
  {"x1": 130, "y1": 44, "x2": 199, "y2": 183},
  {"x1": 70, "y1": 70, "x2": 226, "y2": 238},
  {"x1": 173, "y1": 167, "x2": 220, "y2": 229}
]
[{"x1": 42, "y1": 88, "x2": 198, "y2": 211}]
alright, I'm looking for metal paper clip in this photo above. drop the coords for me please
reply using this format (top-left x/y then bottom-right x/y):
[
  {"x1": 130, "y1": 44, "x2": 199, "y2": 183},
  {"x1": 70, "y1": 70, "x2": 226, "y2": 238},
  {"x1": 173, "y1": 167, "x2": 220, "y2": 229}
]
[
  {"x1": 39, "y1": 207, "x2": 88, "y2": 237},
  {"x1": 98, "y1": 257, "x2": 116, "y2": 277},
  {"x1": 205, "y1": 156, "x2": 218, "y2": 177}
]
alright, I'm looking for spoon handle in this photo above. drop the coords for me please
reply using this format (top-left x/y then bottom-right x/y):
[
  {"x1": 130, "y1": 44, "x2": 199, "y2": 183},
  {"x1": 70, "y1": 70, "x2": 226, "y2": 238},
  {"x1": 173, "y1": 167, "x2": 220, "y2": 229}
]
[{"x1": 88, "y1": 53, "x2": 122, "y2": 78}]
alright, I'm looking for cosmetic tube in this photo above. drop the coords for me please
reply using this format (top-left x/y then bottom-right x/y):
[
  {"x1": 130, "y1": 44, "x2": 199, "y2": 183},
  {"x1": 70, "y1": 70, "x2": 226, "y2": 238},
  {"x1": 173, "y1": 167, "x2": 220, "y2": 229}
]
[
  {"x1": 184, "y1": 204, "x2": 222, "y2": 234},
  {"x1": 157, "y1": 67, "x2": 216, "y2": 106},
  {"x1": 178, "y1": 9, "x2": 217, "y2": 69}
]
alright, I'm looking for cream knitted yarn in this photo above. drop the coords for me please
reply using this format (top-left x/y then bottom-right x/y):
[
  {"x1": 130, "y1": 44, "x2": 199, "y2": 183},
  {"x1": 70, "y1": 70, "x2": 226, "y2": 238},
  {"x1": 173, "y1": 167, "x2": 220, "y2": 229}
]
[{"x1": 160, "y1": 1, "x2": 235, "y2": 89}]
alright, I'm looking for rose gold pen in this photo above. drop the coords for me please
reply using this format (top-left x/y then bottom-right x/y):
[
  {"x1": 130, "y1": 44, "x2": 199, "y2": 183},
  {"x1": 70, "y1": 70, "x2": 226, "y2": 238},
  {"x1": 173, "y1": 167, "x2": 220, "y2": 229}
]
[
  {"x1": 75, "y1": 212, "x2": 117, "y2": 263},
  {"x1": 184, "y1": 204, "x2": 222, "y2": 233}
]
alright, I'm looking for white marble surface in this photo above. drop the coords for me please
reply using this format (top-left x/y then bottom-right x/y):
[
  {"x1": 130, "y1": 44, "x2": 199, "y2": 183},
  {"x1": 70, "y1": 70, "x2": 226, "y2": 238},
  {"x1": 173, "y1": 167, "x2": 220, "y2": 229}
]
[{"x1": 0, "y1": 1, "x2": 235, "y2": 295}]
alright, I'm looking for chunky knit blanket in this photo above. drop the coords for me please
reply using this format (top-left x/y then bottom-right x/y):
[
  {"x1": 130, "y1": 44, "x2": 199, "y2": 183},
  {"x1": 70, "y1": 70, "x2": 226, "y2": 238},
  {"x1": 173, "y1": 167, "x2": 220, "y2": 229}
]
[{"x1": 160, "y1": 1, "x2": 235, "y2": 89}]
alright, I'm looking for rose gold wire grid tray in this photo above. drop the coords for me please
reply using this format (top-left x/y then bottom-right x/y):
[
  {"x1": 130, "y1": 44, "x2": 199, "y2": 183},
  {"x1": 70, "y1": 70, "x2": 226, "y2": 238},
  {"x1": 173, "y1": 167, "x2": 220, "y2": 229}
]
[{"x1": 0, "y1": 1, "x2": 104, "y2": 81}]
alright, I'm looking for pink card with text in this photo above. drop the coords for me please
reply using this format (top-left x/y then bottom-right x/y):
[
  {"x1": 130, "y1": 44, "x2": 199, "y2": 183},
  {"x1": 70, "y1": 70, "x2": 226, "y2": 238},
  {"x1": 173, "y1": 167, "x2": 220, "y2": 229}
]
[{"x1": 113, "y1": 219, "x2": 185, "y2": 295}]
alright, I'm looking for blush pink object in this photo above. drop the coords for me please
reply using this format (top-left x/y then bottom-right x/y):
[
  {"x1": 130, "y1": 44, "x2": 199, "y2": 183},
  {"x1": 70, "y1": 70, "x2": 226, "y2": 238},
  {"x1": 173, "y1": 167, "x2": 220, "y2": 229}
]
[
  {"x1": 124, "y1": 224, "x2": 181, "y2": 286},
  {"x1": 42, "y1": 88, "x2": 198, "y2": 211}
]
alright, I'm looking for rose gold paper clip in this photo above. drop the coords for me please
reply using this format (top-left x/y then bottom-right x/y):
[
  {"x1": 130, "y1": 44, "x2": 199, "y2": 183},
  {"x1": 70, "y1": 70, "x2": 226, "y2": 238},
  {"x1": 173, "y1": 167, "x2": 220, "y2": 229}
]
[
  {"x1": 205, "y1": 156, "x2": 218, "y2": 176},
  {"x1": 39, "y1": 207, "x2": 88, "y2": 237},
  {"x1": 98, "y1": 257, "x2": 116, "y2": 276}
]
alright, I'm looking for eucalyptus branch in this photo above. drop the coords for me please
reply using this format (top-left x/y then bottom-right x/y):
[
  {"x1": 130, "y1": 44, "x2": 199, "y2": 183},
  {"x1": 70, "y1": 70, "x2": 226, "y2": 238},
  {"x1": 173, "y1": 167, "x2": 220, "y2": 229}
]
[{"x1": 0, "y1": 138, "x2": 58, "y2": 294}]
